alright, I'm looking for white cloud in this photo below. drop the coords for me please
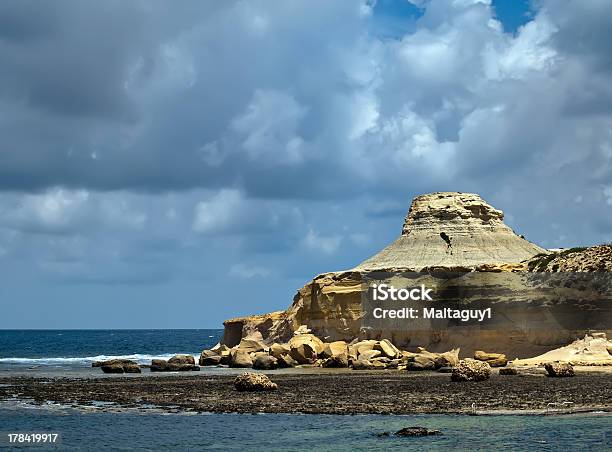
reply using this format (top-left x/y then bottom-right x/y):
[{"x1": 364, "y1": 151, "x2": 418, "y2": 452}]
[
  {"x1": 302, "y1": 228, "x2": 342, "y2": 255},
  {"x1": 230, "y1": 89, "x2": 308, "y2": 164},
  {"x1": 192, "y1": 189, "x2": 243, "y2": 234}
]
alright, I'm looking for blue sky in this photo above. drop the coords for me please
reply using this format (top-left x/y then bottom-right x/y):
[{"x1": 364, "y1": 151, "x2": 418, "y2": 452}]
[{"x1": 1, "y1": 0, "x2": 611, "y2": 328}]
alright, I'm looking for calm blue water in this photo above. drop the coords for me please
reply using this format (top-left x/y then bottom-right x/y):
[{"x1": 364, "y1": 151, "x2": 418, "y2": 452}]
[
  {"x1": 0, "y1": 329, "x2": 223, "y2": 369},
  {"x1": 0, "y1": 409, "x2": 610, "y2": 451}
]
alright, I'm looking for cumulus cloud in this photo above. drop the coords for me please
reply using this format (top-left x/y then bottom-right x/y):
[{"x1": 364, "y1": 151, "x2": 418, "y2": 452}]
[{"x1": 302, "y1": 228, "x2": 343, "y2": 255}]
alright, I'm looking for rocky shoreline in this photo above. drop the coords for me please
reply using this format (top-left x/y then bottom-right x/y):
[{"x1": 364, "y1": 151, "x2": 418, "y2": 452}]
[{"x1": 1, "y1": 370, "x2": 610, "y2": 415}]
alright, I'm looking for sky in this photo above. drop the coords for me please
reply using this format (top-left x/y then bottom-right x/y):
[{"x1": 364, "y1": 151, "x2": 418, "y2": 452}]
[{"x1": 1, "y1": 0, "x2": 611, "y2": 328}]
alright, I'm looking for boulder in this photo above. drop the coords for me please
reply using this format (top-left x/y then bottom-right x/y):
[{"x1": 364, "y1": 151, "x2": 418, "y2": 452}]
[
  {"x1": 250, "y1": 351, "x2": 269, "y2": 360},
  {"x1": 451, "y1": 359, "x2": 491, "y2": 382},
  {"x1": 406, "y1": 355, "x2": 437, "y2": 371},
  {"x1": 405, "y1": 349, "x2": 459, "y2": 371},
  {"x1": 92, "y1": 359, "x2": 138, "y2": 368},
  {"x1": 150, "y1": 359, "x2": 199, "y2": 372},
  {"x1": 168, "y1": 354, "x2": 196, "y2": 365},
  {"x1": 438, "y1": 349, "x2": 460, "y2": 367},
  {"x1": 253, "y1": 354, "x2": 278, "y2": 370},
  {"x1": 229, "y1": 349, "x2": 253, "y2": 368},
  {"x1": 544, "y1": 362, "x2": 575, "y2": 377},
  {"x1": 150, "y1": 359, "x2": 168, "y2": 372},
  {"x1": 320, "y1": 341, "x2": 348, "y2": 359},
  {"x1": 200, "y1": 354, "x2": 222, "y2": 366},
  {"x1": 238, "y1": 338, "x2": 267, "y2": 353},
  {"x1": 270, "y1": 343, "x2": 291, "y2": 359},
  {"x1": 322, "y1": 354, "x2": 349, "y2": 368},
  {"x1": 375, "y1": 339, "x2": 400, "y2": 359},
  {"x1": 289, "y1": 334, "x2": 324, "y2": 364},
  {"x1": 499, "y1": 367, "x2": 518, "y2": 375},
  {"x1": 100, "y1": 364, "x2": 124, "y2": 374},
  {"x1": 474, "y1": 351, "x2": 508, "y2": 367},
  {"x1": 353, "y1": 340, "x2": 377, "y2": 356},
  {"x1": 277, "y1": 354, "x2": 299, "y2": 368},
  {"x1": 199, "y1": 350, "x2": 222, "y2": 366},
  {"x1": 358, "y1": 349, "x2": 382, "y2": 361},
  {"x1": 95, "y1": 359, "x2": 141, "y2": 373},
  {"x1": 234, "y1": 372, "x2": 278, "y2": 392}
]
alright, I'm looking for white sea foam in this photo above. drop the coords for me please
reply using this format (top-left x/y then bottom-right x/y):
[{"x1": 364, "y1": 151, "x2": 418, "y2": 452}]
[{"x1": 0, "y1": 353, "x2": 199, "y2": 366}]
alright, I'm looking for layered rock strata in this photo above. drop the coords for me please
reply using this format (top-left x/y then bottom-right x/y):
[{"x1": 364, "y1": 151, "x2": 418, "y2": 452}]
[{"x1": 223, "y1": 192, "x2": 611, "y2": 358}]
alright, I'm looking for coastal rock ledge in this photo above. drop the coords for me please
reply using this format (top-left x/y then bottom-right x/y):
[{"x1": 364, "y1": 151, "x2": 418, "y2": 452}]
[{"x1": 222, "y1": 192, "x2": 612, "y2": 358}]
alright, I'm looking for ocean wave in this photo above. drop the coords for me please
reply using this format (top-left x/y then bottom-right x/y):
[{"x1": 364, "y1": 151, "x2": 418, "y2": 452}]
[{"x1": 0, "y1": 353, "x2": 200, "y2": 366}]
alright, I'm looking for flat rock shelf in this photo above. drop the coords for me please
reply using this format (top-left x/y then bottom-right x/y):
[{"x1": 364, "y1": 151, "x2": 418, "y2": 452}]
[{"x1": 1, "y1": 371, "x2": 610, "y2": 415}]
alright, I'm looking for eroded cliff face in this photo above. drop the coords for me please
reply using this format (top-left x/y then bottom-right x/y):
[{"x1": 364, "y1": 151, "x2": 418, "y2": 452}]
[{"x1": 222, "y1": 193, "x2": 611, "y2": 358}]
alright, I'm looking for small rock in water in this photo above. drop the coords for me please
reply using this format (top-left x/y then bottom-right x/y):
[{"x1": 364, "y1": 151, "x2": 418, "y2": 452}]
[{"x1": 394, "y1": 427, "x2": 442, "y2": 437}]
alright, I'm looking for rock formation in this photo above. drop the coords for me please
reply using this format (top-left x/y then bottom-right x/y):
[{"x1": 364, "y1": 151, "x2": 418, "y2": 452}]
[
  {"x1": 356, "y1": 192, "x2": 544, "y2": 270},
  {"x1": 223, "y1": 192, "x2": 611, "y2": 359},
  {"x1": 451, "y1": 359, "x2": 491, "y2": 382},
  {"x1": 512, "y1": 334, "x2": 612, "y2": 366},
  {"x1": 544, "y1": 362, "x2": 575, "y2": 377},
  {"x1": 233, "y1": 373, "x2": 278, "y2": 392}
]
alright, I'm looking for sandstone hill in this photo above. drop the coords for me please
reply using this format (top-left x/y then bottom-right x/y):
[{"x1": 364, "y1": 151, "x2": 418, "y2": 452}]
[
  {"x1": 223, "y1": 192, "x2": 611, "y2": 358},
  {"x1": 356, "y1": 192, "x2": 544, "y2": 271}
]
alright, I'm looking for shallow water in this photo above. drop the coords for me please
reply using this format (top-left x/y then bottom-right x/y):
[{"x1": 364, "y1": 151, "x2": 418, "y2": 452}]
[{"x1": 0, "y1": 408, "x2": 610, "y2": 451}]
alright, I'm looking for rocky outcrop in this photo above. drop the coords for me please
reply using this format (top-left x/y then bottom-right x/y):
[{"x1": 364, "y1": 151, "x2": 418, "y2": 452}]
[
  {"x1": 234, "y1": 373, "x2": 278, "y2": 392},
  {"x1": 527, "y1": 245, "x2": 612, "y2": 272},
  {"x1": 451, "y1": 359, "x2": 491, "y2": 382},
  {"x1": 512, "y1": 334, "x2": 612, "y2": 366},
  {"x1": 544, "y1": 362, "x2": 575, "y2": 377},
  {"x1": 222, "y1": 192, "x2": 611, "y2": 358}
]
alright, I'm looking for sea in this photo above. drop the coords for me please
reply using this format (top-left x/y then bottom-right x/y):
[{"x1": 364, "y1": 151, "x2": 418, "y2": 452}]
[
  {"x1": 1, "y1": 330, "x2": 610, "y2": 451},
  {"x1": 0, "y1": 329, "x2": 223, "y2": 376}
]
